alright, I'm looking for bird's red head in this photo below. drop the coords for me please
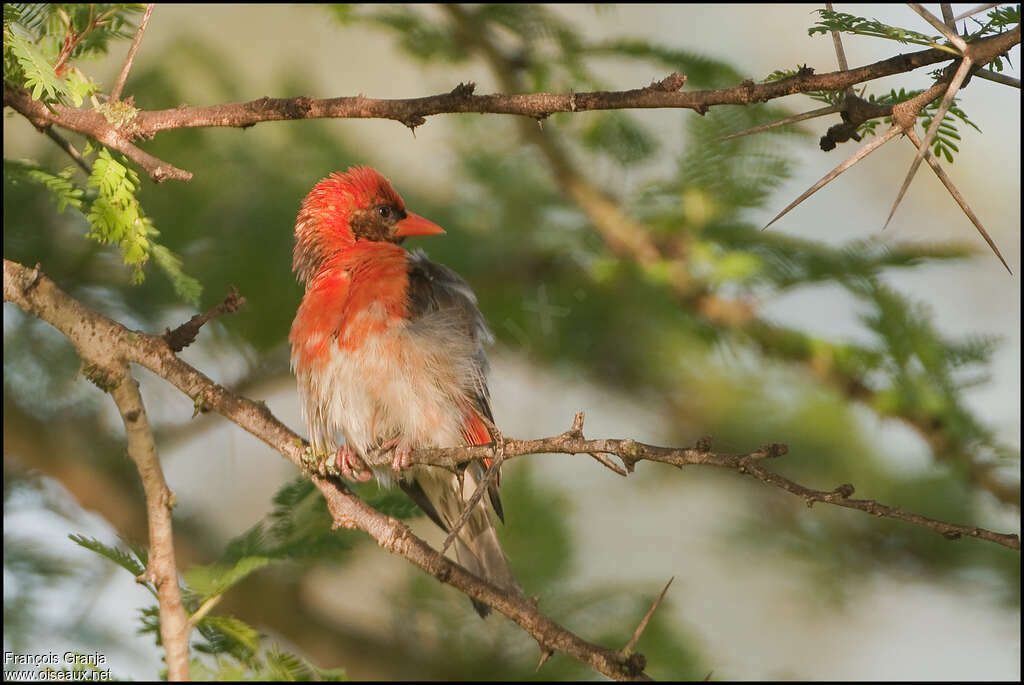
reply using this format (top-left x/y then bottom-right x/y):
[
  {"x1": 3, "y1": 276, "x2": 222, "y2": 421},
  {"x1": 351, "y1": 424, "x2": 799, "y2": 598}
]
[{"x1": 293, "y1": 166, "x2": 445, "y2": 284}]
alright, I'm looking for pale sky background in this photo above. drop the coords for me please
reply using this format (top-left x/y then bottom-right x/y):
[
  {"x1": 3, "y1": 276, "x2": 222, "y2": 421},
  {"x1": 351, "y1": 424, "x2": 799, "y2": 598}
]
[{"x1": 3, "y1": 4, "x2": 1020, "y2": 680}]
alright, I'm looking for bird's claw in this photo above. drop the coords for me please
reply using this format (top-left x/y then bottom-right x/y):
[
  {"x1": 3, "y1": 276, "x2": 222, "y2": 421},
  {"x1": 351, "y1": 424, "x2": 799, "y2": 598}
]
[
  {"x1": 378, "y1": 437, "x2": 413, "y2": 472},
  {"x1": 336, "y1": 445, "x2": 373, "y2": 482},
  {"x1": 391, "y1": 443, "x2": 413, "y2": 472}
]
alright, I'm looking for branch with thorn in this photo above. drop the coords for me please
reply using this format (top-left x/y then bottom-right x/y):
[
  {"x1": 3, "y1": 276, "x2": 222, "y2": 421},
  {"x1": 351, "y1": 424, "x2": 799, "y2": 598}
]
[
  {"x1": 4, "y1": 24, "x2": 1017, "y2": 184},
  {"x1": 5, "y1": 258, "x2": 1019, "y2": 678},
  {"x1": 0, "y1": 258, "x2": 653, "y2": 681},
  {"x1": 442, "y1": 2, "x2": 1019, "y2": 509},
  {"x1": 757, "y1": 17, "x2": 1018, "y2": 272}
]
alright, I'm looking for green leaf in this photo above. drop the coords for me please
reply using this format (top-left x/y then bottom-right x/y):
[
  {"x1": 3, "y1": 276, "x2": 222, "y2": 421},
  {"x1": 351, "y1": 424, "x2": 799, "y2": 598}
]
[
  {"x1": 195, "y1": 614, "x2": 261, "y2": 661},
  {"x1": 82, "y1": 148, "x2": 202, "y2": 301},
  {"x1": 580, "y1": 111, "x2": 657, "y2": 166},
  {"x1": 68, "y1": 534, "x2": 146, "y2": 577},
  {"x1": 63, "y1": 66, "x2": 98, "y2": 106},
  {"x1": 809, "y1": 9, "x2": 951, "y2": 52},
  {"x1": 4, "y1": 158, "x2": 84, "y2": 212},
  {"x1": 184, "y1": 556, "x2": 272, "y2": 600},
  {"x1": 360, "y1": 484, "x2": 422, "y2": 519},
  {"x1": 5, "y1": 27, "x2": 70, "y2": 102},
  {"x1": 150, "y1": 244, "x2": 202, "y2": 305}
]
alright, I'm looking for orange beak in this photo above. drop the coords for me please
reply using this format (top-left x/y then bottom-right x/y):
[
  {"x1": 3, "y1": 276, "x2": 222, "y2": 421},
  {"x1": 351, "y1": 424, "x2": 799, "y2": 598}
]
[{"x1": 394, "y1": 212, "x2": 446, "y2": 237}]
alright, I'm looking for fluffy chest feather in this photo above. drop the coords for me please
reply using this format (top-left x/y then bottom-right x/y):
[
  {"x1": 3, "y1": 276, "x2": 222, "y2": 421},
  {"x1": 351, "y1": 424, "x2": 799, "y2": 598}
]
[{"x1": 290, "y1": 244, "x2": 479, "y2": 465}]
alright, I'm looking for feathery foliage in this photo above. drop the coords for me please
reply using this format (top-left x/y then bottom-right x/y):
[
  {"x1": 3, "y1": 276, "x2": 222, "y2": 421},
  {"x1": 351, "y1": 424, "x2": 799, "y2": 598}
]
[{"x1": 3, "y1": 4, "x2": 1017, "y2": 682}]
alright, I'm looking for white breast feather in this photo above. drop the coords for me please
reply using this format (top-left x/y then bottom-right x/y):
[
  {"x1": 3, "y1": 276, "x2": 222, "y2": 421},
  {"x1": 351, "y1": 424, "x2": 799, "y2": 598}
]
[{"x1": 293, "y1": 306, "x2": 483, "y2": 481}]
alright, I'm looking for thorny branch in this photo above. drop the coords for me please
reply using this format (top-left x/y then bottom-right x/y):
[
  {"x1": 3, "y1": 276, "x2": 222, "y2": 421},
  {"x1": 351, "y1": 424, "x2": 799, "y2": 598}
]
[
  {"x1": 440, "y1": 2, "x2": 1020, "y2": 508},
  {"x1": 1, "y1": 258, "x2": 649, "y2": 681},
  {"x1": 2, "y1": 25, "x2": 1018, "y2": 183},
  {"x1": 4, "y1": 259, "x2": 1020, "y2": 681}
]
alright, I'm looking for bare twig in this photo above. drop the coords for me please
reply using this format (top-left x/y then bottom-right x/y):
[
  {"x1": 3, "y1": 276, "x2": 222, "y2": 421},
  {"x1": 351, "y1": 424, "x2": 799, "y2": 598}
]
[
  {"x1": 954, "y1": 3, "x2": 1001, "y2": 21},
  {"x1": 827, "y1": 3, "x2": 851, "y2": 72},
  {"x1": 940, "y1": 4, "x2": 957, "y2": 30},
  {"x1": 908, "y1": 3, "x2": 969, "y2": 53},
  {"x1": 408, "y1": 416, "x2": 1020, "y2": 549},
  {"x1": 108, "y1": 366, "x2": 190, "y2": 680},
  {"x1": 110, "y1": 4, "x2": 155, "y2": 102},
  {"x1": 4, "y1": 86, "x2": 193, "y2": 183},
  {"x1": 589, "y1": 451, "x2": 629, "y2": 476},
  {"x1": 441, "y1": 414, "x2": 507, "y2": 555},
  {"x1": 186, "y1": 593, "x2": 223, "y2": 629},
  {"x1": 163, "y1": 286, "x2": 246, "y2": 352},
  {"x1": 973, "y1": 69, "x2": 1021, "y2": 88},
  {"x1": 43, "y1": 126, "x2": 92, "y2": 174},
  {"x1": 902, "y1": 128, "x2": 1011, "y2": 272},
  {"x1": 716, "y1": 103, "x2": 841, "y2": 141},
  {"x1": 624, "y1": 577, "x2": 674, "y2": 654},
  {"x1": 826, "y1": 2, "x2": 855, "y2": 98}
]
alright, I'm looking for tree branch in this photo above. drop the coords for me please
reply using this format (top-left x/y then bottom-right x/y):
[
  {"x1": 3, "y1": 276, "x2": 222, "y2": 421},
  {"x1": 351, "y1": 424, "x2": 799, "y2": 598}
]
[
  {"x1": 3, "y1": 85, "x2": 193, "y2": 183},
  {"x1": 6, "y1": 257, "x2": 1019, "y2": 677},
  {"x1": 1, "y1": 258, "x2": 651, "y2": 681},
  {"x1": 442, "y1": 2, "x2": 1021, "y2": 508},
  {"x1": 107, "y1": 364, "x2": 191, "y2": 681},
  {"x1": 42, "y1": 126, "x2": 93, "y2": 174},
  {"x1": 407, "y1": 413, "x2": 1020, "y2": 550},
  {"x1": 3, "y1": 26, "x2": 1017, "y2": 183}
]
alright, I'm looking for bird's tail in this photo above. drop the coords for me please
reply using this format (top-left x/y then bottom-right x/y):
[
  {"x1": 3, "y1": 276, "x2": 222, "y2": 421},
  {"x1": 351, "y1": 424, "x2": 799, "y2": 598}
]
[{"x1": 403, "y1": 466, "x2": 521, "y2": 617}]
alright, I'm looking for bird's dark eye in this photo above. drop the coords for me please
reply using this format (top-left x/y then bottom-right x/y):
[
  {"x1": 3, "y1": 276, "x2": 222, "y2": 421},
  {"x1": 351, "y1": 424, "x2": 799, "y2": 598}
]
[{"x1": 376, "y1": 206, "x2": 393, "y2": 220}]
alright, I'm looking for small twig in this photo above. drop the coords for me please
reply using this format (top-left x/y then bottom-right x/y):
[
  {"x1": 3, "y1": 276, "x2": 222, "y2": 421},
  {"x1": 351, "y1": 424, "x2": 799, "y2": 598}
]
[
  {"x1": 4, "y1": 86, "x2": 194, "y2": 183},
  {"x1": 953, "y1": 3, "x2": 1001, "y2": 21},
  {"x1": 441, "y1": 414, "x2": 506, "y2": 555},
  {"x1": 623, "y1": 577, "x2": 674, "y2": 654},
  {"x1": 589, "y1": 452, "x2": 628, "y2": 476},
  {"x1": 110, "y1": 4, "x2": 155, "y2": 102},
  {"x1": 826, "y1": 2, "x2": 855, "y2": 97},
  {"x1": 826, "y1": 3, "x2": 851, "y2": 71},
  {"x1": 763, "y1": 125, "x2": 902, "y2": 230},
  {"x1": 43, "y1": 126, "x2": 92, "y2": 174},
  {"x1": 939, "y1": 4, "x2": 957, "y2": 30},
  {"x1": 908, "y1": 3, "x2": 969, "y2": 53},
  {"x1": 883, "y1": 56, "x2": 973, "y2": 230},
  {"x1": 973, "y1": 69, "x2": 1021, "y2": 88},
  {"x1": 163, "y1": 286, "x2": 246, "y2": 352},
  {"x1": 902, "y1": 128, "x2": 1011, "y2": 273},
  {"x1": 717, "y1": 104, "x2": 841, "y2": 141}
]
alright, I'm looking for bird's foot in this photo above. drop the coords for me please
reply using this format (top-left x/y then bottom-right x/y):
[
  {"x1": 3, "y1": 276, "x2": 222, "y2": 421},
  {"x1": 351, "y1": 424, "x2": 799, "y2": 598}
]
[
  {"x1": 336, "y1": 445, "x2": 373, "y2": 482},
  {"x1": 378, "y1": 437, "x2": 414, "y2": 473}
]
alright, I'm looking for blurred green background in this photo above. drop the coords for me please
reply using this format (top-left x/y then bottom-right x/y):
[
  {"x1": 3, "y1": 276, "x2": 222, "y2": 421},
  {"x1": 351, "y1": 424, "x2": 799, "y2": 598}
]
[{"x1": 3, "y1": 4, "x2": 1020, "y2": 680}]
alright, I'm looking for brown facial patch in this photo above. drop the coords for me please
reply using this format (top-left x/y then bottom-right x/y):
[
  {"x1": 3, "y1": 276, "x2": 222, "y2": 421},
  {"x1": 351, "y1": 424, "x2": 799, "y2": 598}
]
[{"x1": 348, "y1": 205, "x2": 407, "y2": 243}]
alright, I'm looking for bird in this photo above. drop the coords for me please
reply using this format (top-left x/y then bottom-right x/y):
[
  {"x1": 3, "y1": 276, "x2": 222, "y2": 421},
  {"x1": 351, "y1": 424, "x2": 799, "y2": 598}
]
[{"x1": 289, "y1": 166, "x2": 520, "y2": 617}]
